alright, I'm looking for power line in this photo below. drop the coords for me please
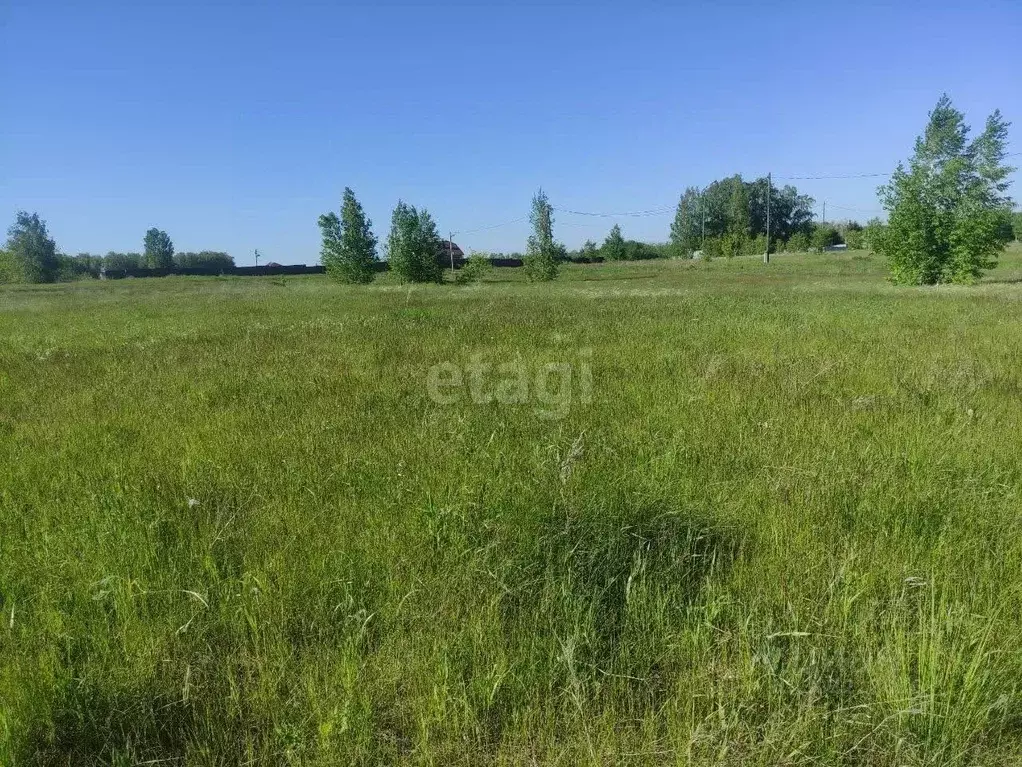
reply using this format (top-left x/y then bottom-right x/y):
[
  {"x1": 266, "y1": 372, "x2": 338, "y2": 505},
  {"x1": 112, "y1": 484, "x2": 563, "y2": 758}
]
[
  {"x1": 775, "y1": 172, "x2": 891, "y2": 180},
  {"x1": 453, "y1": 216, "x2": 527, "y2": 236},
  {"x1": 554, "y1": 205, "x2": 674, "y2": 218},
  {"x1": 776, "y1": 152, "x2": 1022, "y2": 181},
  {"x1": 826, "y1": 202, "x2": 885, "y2": 214},
  {"x1": 454, "y1": 152, "x2": 1020, "y2": 234}
]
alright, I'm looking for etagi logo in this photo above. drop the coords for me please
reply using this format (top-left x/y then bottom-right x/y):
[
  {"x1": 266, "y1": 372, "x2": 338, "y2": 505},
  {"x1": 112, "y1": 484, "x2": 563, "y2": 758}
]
[{"x1": 427, "y1": 349, "x2": 593, "y2": 420}]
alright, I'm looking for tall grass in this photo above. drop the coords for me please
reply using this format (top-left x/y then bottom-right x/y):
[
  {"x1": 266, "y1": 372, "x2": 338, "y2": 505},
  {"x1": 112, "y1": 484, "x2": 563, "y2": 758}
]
[{"x1": 2, "y1": 248, "x2": 1022, "y2": 764}]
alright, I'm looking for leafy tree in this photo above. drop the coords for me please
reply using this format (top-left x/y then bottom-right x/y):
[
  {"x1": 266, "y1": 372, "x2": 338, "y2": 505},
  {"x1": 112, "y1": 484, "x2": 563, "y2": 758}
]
[
  {"x1": 1013, "y1": 211, "x2": 1022, "y2": 241},
  {"x1": 670, "y1": 186, "x2": 702, "y2": 256},
  {"x1": 524, "y1": 189, "x2": 559, "y2": 281},
  {"x1": 717, "y1": 182, "x2": 750, "y2": 258},
  {"x1": 386, "y1": 201, "x2": 443, "y2": 283},
  {"x1": 0, "y1": 249, "x2": 15, "y2": 283},
  {"x1": 174, "y1": 251, "x2": 235, "y2": 270},
  {"x1": 863, "y1": 218, "x2": 886, "y2": 252},
  {"x1": 839, "y1": 221, "x2": 865, "y2": 250},
  {"x1": 811, "y1": 224, "x2": 842, "y2": 252},
  {"x1": 843, "y1": 228, "x2": 864, "y2": 250},
  {"x1": 578, "y1": 239, "x2": 599, "y2": 262},
  {"x1": 4, "y1": 211, "x2": 59, "y2": 283},
  {"x1": 319, "y1": 187, "x2": 378, "y2": 284},
  {"x1": 787, "y1": 232, "x2": 811, "y2": 252},
  {"x1": 876, "y1": 94, "x2": 1015, "y2": 284},
  {"x1": 601, "y1": 224, "x2": 626, "y2": 260},
  {"x1": 57, "y1": 253, "x2": 103, "y2": 281},
  {"x1": 678, "y1": 175, "x2": 814, "y2": 251},
  {"x1": 750, "y1": 181, "x2": 815, "y2": 243},
  {"x1": 143, "y1": 228, "x2": 174, "y2": 268},
  {"x1": 103, "y1": 252, "x2": 143, "y2": 271}
]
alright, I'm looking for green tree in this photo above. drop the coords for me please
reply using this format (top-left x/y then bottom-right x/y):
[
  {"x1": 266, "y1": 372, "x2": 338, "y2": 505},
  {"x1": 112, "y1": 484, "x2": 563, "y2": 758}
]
[
  {"x1": 319, "y1": 188, "x2": 378, "y2": 284},
  {"x1": 877, "y1": 95, "x2": 1015, "y2": 284},
  {"x1": 601, "y1": 224, "x2": 626, "y2": 260},
  {"x1": 579, "y1": 239, "x2": 599, "y2": 262},
  {"x1": 386, "y1": 201, "x2": 443, "y2": 283},
  {"x1": 57, "y1": 253, "x2": 103, "y2": 281},
  {"x1": 811, "y1": 224, "x2": 842, "y2": 252},
  {"x1": 173, "y1": 251, "x2": 235, "y2": 270},
  {"x1": 103, "y1": 252, "x2": 143, "y2": 271},
  {"x1": 4, "y1": 211, "x2": 58, "y2": 283},
  {"x1": 1013, "y1": 211, "x2": 1022, "y2": 241},
  {"x1": 720, "y1": 181, "x2": 751, "y2": 258},
  {"x1": 787, "y1": 232, "x2": 811, "y2": 252},
  {"x1": 524, "y1": 189, "x2": 559, "y2": 281},
  {"x1": 682, "y1": 176, "x2": 813, "y2": 248},
  {"x1": 670, "y1": 186, "x2": 702, "y2": 256},
  {"x1": 143, "y1": 228, "x2": 174, "y2": 268}
]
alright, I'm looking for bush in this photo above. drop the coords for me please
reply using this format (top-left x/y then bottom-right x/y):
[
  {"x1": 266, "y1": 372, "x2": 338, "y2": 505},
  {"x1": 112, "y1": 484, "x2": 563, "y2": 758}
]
[
  {"x1": 721, "y1": 232, "x2": 746, "y2": 259},
  {"x1": 56, "y1": 253, "x2": 103, "y2": 281},
  {"x1": 455, "y1": 253, "x2": 494, "y2": 285},
  {"x1": 787, "y1": 232, "x2": 811, "y2": 252},
  {"x1": 103, "y1": 252, "x2": 143, "y2": 271},
  {"x1": 843, "y1": 228, "x2": 865, "y2": 250},
  {"x1": 811, "y1": 224, "x2": 842, "y2": 252},
  {"x1": 623, "y1": 240, "x2": 667, "y2": 260},
  {"x1": 863, "y1": 219, "x2": 886, "y2": 252},
  {"x1": 174, "y1": 251, "x2": 235, "y2": 270},
  {"x1": 701, "y1": 237, "x2": 722, "y2": 260}
]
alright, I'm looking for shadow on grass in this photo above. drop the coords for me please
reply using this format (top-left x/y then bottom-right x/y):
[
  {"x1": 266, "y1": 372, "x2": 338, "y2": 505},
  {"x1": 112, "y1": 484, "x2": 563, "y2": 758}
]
[{"x1": 497, "y1": 500, "x2": 742, "y2": 710}]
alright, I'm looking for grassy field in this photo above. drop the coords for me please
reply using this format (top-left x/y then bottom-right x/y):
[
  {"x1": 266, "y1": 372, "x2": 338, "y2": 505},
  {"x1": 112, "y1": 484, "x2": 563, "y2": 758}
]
[{"x1": 3, "y1": 247, "x2": 1022, "y2": 765}]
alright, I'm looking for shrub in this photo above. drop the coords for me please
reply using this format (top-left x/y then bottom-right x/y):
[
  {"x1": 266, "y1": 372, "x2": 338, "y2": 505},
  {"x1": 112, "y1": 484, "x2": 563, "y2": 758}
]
[
  {"x1": 174, "y1": 251, "x2": 235, "y2": 270},
  {"x1": 455, "y1": 252, "x2": 494, "y2": 285},
  {"x1": 844, "y1": 228, "x2": 865, "y2": 250},
  {"x1": 787, "y1": 231, "x2": 811, "y2": 253},
  {"x1": 721, "y1": 232, "x2": 746, "y2": 259},
  {"x1": 56, "y1": 253, "x2": 103, "y2": 281},
  {"x1": 811, "y1": 224, "x2": 842, "y2": 252},
  {"x1": 103, "y1": 252, "x2": 143, "y2": 271},
  {"x1": 701, "y1": 237, "x2": 722, "y2": 260}
]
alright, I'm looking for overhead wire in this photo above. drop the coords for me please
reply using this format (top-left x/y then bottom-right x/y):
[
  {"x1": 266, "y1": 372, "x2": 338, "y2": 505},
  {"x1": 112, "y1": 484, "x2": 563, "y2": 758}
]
[{"x1": 451, "y1": 151, "x2": 1020, "y2": 233}]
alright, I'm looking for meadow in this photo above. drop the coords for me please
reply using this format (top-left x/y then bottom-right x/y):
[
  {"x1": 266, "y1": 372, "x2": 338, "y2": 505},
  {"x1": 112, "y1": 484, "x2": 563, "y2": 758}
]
[{"x1": 3, "y1": 247, "x2": 1022, "y2": 765}]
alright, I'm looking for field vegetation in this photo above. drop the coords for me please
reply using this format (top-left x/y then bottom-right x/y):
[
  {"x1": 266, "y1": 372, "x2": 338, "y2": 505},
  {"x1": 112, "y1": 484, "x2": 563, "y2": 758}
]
[{"x1": 3, "y1": 247, "x2": 1022, "y2": 764}]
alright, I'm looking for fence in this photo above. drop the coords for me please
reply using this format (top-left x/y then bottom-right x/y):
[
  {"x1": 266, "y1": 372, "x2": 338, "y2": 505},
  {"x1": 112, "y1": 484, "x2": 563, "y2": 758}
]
[{"x1": 98, "y1": 257, "x2": 553, "y2": 279}]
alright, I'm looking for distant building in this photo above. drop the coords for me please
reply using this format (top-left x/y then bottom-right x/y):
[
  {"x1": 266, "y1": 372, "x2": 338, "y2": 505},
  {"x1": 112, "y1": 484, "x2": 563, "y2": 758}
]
[{"x1": 438, "y1": 241, "x2": 464, "y2": 265}]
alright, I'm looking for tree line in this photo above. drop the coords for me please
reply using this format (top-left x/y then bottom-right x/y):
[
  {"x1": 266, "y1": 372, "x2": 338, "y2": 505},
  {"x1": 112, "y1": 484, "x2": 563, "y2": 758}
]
[
  {"x1": 314, "y1": 181, "x2": 847, "y2": 287},
  {"x1": 2, "y1": 96, "x2": 1017, "y2": 287},
  {"x1": 0, "y1": 219, "x2": 235, "y2": 283}
]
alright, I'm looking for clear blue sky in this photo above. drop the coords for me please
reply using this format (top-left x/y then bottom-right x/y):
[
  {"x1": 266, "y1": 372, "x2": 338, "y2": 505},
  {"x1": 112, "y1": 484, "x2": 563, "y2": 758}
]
[{"x1": 3, "y1": 1, "x2": 1020, "y2": 264}]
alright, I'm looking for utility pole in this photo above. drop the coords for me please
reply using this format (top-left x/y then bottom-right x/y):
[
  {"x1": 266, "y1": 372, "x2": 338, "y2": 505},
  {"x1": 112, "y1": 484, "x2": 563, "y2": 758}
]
[
  {"x1": 254, "y1": 248, "x2": 260, "y2": 267},
  {"x1": 764, "y1": 172, "x2": 771, "y2": 264},
  {"x1": 449, "y1": 232, "x2": 456, "y2": 277},
  {"x1": 822, "y1": 201, "x2": 826, "y2": 225},
  {"x1": 701, "y1": 193, "x2": 706, "y2": 252}
]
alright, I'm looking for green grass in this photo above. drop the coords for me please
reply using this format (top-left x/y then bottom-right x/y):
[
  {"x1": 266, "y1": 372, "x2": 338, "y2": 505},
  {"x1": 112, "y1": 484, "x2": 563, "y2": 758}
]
[{"x1": 3, "y1": 247, "x2": 1022, "y2": 765}]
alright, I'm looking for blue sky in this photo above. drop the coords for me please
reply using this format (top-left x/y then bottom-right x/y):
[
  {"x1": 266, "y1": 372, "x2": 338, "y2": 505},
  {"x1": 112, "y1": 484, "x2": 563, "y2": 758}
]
[{"x1": 3, "y1": 1, "x2": 1020, "y2": 264}]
